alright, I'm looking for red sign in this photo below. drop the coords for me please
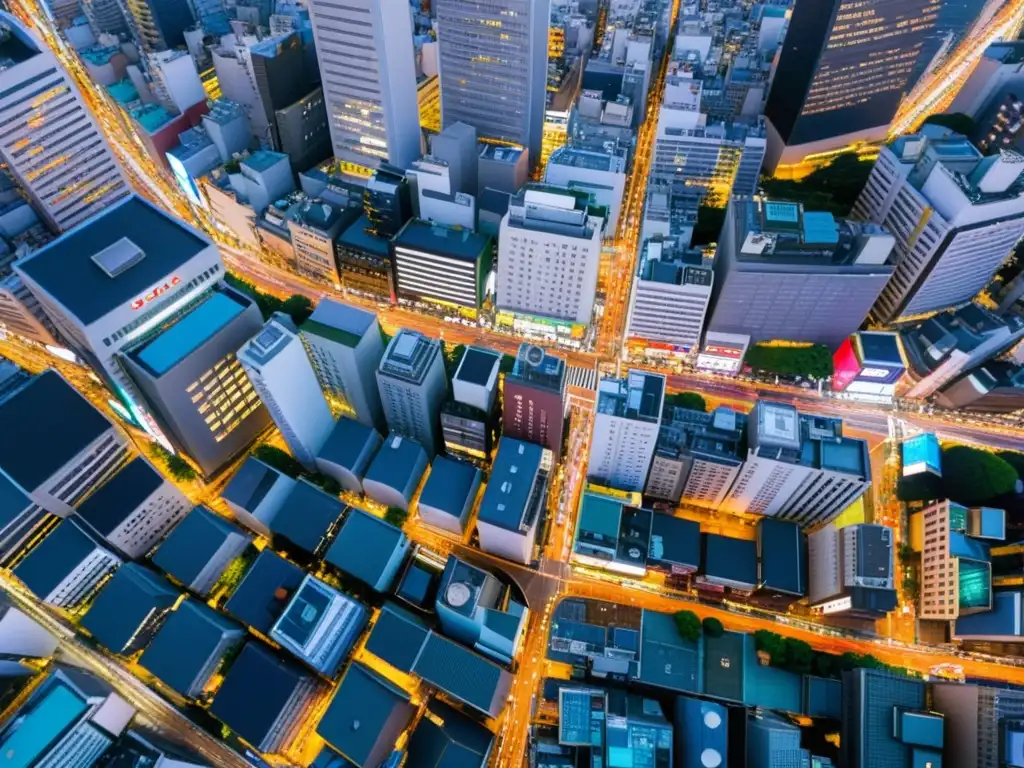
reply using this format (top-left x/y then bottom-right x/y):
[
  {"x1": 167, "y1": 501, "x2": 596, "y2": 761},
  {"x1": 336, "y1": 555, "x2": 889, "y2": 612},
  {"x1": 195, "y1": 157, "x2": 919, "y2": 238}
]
[
  {"x1": 703, "y1": 344, "x2": 742, "y2": 359},
  {"x1": 832, "y1": 337, "x2": 862, "y2": 392},
  {"x1": 671, "y1": 564, "x2": 697, "y2": 576},
  {"x1": 131, "y1": 276, "x2": 181, "y2": 310}
]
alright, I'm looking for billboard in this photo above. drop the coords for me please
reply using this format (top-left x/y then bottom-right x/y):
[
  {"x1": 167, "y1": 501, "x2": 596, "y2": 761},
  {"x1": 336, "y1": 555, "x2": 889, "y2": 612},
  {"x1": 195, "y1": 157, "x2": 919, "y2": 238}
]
[
  {"x1": 903, "y1": 433, "x2": 942, "y2": 477},
  {"x1": 832, "y1": 337, "x2": 861, "y2": 392},
  {"x1": 833, "y1": 335, "x2": 905, "y2": 394}
]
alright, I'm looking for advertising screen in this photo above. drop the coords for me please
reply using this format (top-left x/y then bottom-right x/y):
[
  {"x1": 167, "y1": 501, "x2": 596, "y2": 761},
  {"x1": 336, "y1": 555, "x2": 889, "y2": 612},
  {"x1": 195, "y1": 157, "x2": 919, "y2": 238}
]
[
  {"x1": 902, "y1": 433, "x2": 942, "y2": 477},
  {"x1": 832, "y1": 338, "x2": 862, "y2": 392}
]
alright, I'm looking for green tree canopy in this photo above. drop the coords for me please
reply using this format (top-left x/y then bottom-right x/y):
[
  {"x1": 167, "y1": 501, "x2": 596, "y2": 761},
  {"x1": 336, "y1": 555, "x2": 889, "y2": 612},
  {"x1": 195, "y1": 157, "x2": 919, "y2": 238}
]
[
  {"x1": 922, "y1": 112, "x2": 977, "y2": 138},
  {"x1": 940, "y1": 445, "x2": 1018, "y2": 505},
  {"x1": 165, "y1": 455, "x2": 197, "y2": 482},
  {"x1": 384, "y1": 506, "x2": 409, "y2": 528},
  {"x1": 225, "y1": 273, "x2": 283, "y2": 319},
  {"x1": 701, "y1": 616, "x2": 724, "y2": 638},
  {"x1": 281, "y1": 294, "x2": 314, "y2": 326},
  {"x1": 673, "y1": 610, "x2": 702, "y2": 643},
  {"x1": 760, "y1": 153, "x2": 875, "y2": 216},
  {"x1": 997, "y1": 450, "x2": 1024, "y2": 478},
  {"x1": 251, "y1": 444, "x2": 304, "y2": 478},
  {"x1": 665, "y1": 391, "x2": 707, "y2": 412},
  {"x1": 744, "y1": 344, "x2": 834, "y2": 379}
]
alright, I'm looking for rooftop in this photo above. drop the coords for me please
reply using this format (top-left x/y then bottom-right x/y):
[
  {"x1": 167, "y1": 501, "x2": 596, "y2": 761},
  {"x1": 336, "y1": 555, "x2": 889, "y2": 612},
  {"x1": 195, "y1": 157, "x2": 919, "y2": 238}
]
[
  {"x1": 477, "y1": 439, "x2": 544, "y2": 532},
  {"x1": 14, "y1": 520, "x2": 105, "y2": 601},
  {"x1": 757, "y1": 518, "x2": 806, "y2": 596},
  {"x1": 139, "y1": 599, "x2": 240, "y2": 697},
  {"x1": 703, "y1": 534, "x2": 757, "y2": 587},
  {"x1": 379, "y1": 330, "x2": 441, "y2": 384},
  {"x1": 302, "y1": 299, "x2": 376, "y2": 348},
  {"x1": 479, "y1": 145, "x2": 524, "y2": 163},
  {"x1": 242, "y1": 150, "x2": 288, "y2": 174},
  {"x1": 364, "y1": 602, "x2": 430, "y2": 673},
  {"x1": 81, "y1": 563, "x2": 178, "y2": 653},
  {"x1": 107, "y1": 79, "x2": 139, "y2": 105},
  {"x1": 317, "y1": 663, "x2": 411, "y2": 764},
  {"x1": 131, "y1": 104, "x2": 174, "y2": 134},
  {"x1": 316, "y1": 417, "x2": 381, "y2": 474},
  {"x1": 596, "y1": 371, "x2": 665, "y2": 422},
  {"x1": 548, "y1": 146, "x2": 625, "y2": 173},
  {"x1": 152, "y1": 506, "x2": 248, "y2": 588},
  {"x1": 0, "y1": 16, "x2": 40, "y2": 64},
  {"x1": 336, "y1": 214, "x2": 391, "y2": 257},
  {"x1": 363, "y1": 434, "x2": 427, "y2": 497},
  {"x1": 394, "y1": 219, "x2": 492, "y2": 262},
  {"x1": 406, "y1": 698, "x2": 494, "y2": 767},
  {"x1": 325, "y1": 508, "x2": 406, "y2": 587},
  {"x1": 955, "y1": 589, "x2": 1024, "y2": 638},
  {"x1": 418, "y1": 456, "x2": 481, "y2": 517},
  {"x1": 16, "y1": 197, "x2": 211, "y2": 326},
  {"x1": 133, "y1": 290, "x2": 249, "y2": 376},
  {"x1": 412, "y1": 632, "x2": 510, "y2": 717},
  {"x1": 238, "y1": 318, "x2": 296, "y2": 369},
  {"x1": 209, "y1": 642, "x2": 312, "y2": 750},
  {"x1": 268, "y1": 480, "x2": 345, "y2": 555},
  {"x1": 454, "y1": 347, "x2": 501, "y2": 387},
  {"x1": 0, "y1": 371, "x2": 114, "y2": 492},
  {"x1": 0, "y1": 474, "x2": 31, "y2": 536},
  {"x1": 223, "y1": 550, "x2": 304, "y2": 634},
  {"x1": 0, "y1": 682, "x2": 88, "y2": 768},
  {"x1": 508, "y1": 344, "x2": 565, "y2": 392},
  {"x1": 855, "y1": 331, "x2": 903, "y2": 366},
  {"x1": 222, "y1": 458, "x2": 285, "y2": 514},
  {"x1": 647, "y1": 512, "x2": 701, "y2": 570},
  {"x1": 637, "y1": 609, "x2": 698, "y2": 692}
]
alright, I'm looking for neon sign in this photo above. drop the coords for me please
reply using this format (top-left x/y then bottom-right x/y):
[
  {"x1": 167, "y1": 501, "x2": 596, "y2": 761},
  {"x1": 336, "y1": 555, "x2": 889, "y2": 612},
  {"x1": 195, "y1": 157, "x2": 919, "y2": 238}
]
[{"x1": 131, "y1": 276, "x2": 181, "y2": 310}]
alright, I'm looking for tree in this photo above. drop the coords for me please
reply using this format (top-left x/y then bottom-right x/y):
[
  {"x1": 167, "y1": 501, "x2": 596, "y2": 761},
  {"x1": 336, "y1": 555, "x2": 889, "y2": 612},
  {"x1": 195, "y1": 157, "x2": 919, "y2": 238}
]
[
  {"x1": 744, "y1": 344, "x2": 834, "y2": 379},
  {"x1": 499, "y1": 354, "x2": 516, "y2": 375},
  {"x1": 384, "y1": 506, "x2": 409, "y2": 528},
  {"x1": 251, "y1": 444, "x2": 304, "y2": 478},
  {"x1": 165, "y1": 455, "x2": 197, "y2": 482},
  {"x1": 701, "y1": 616, "x2": 724, "y2": 638},
  {"x1": 691, "y1": 205, "x2": 727, "y2": 246},
  {"x1": 443, "y1": 343, "x2": 466, "y2": 378},
  {"x1": 923, "y1": 112, "x2": 976, "y2": 138},
  {"x1": 940, "y1": 445, "x2": 1018, "y2": 505},
  {"x1": 997, "y1": 450, "x2": 1024, "y2": 479},
  {"x1": 897, "y1": 472, "x2": 942, "y2": 503},
  {"x1": 813, "y1": 652, "x2": 834, "y2": 678},
  {"x1": 225, "y1": 272, "x2": 283, "y2": 319},
  {"x1": 902, "y1": 574, "x2": 921, "y2": 602},
  {"x1": 782, "y1": 638, "x2": 815, "y2": 675},
  {"x1": 898, "y1": 542, "x2": 916, "y2": 564},
  {"x1": 665, "y1": 391, "x2": 707, "y2": 412},
  {"x1": 313, "y1": 474, "x2": 341, "y2": 496},
  {"x1": 760, "y1": 153, "x2": 875, "y2": 217},
  {"x1": 673, "y1": 610, "x2": 702, "y2": 643},
  {"x1": 281, "y1": 295, "x2": 314, "y2": 326}
]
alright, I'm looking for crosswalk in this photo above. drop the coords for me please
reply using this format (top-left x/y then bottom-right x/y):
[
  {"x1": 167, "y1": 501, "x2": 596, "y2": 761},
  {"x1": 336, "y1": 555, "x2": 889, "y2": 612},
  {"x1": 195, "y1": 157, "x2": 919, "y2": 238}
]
[{"x1": 567, "y1": 364, "x2": 598, "y2": 393}]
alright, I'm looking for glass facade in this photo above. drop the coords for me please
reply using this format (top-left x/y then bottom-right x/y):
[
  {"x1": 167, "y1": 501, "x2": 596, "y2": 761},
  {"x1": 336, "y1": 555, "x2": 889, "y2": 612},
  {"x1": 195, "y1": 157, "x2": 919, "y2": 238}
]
[{"x1": 765, "y1": 0, "x2": 940, "y2": 147}]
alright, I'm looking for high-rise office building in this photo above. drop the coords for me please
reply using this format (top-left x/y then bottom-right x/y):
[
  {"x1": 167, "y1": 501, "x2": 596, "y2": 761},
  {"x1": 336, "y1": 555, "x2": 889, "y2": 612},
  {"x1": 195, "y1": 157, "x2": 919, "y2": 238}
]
[
  {"x1": 0, "y1": 13, "x2": 130, "y2": 233},
  {"x1": 435, "y1": 0, "x2": 549, "y2": 163},
  {"x1": 808, "y1": 524, "x2": 897, "y2": 618},
  {"x1": 238, "y1": 315, "x2": 333, "y2": 469},
  {"x1": 763, "y1": 0, "x2": 940, "y2": 173},
  {"x1": 747, "y1": 711, "x2": 814, "y2": 768},
  {"x1": 306, "y1": 0, "x2": 420, "y2": 168},
  {"x1": 496, "y1": 185, "x2": 603, "y2": 328},
  {"x1": 82, "y1": 0, "x2": 128, "y2": 36},
  {"x1": 365, "y1": 165, "x2": 413, "y2": 238},
  {"x1": 625, "y1": 239, "x2": 714, "y2": 357},
  {"x1": 706, "y1": 198, "x2": 896, "y2": 348},
  {"x1": 16, "y1": 196, "x2": 227, "y2": 451},
  {"x1": 932, "y1": 683, "x2": 1024, "y2": 768},
  {"x1": 376, "y1": 330, "x2": 448, "y2": 455},
  {"x1": 249, "y1": 32, "x2": 311, "y2": 150},
  {"x1": 121, "y1": 286, "x2": 270, "y2": 478},
  {"x1": 121, "y1": 0, "x2": 195, "y2": 52},
  {"x1": 301, "y1": 299, "x2": 386, "y2": 431},
  {"x1": 854, "y1": 133, "x2": 1024, "y2": 324},
  {"x1": 503, "y1": 343, "x2": 566, "y2": 459},
  {"x1": 0, "y1": 666, "x2": 136, "y2": 767},
  {"x1": 589, "y1": 371, "x2": 665, "y2": 493}
]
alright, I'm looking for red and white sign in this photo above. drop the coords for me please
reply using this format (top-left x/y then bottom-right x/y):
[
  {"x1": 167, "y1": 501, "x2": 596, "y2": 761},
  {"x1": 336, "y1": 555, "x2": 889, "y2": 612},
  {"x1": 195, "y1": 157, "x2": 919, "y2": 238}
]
[{"x1": 131, "y1": 276, "x2": 181, "y2": 310}]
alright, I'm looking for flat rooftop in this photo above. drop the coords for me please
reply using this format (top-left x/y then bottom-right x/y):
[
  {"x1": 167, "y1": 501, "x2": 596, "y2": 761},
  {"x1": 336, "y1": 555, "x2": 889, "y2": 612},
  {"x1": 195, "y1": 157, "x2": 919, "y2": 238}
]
[
  {"x1": 336, "y1": 214, "x2": 391, "y2": 257},
  {"x1": 379, "y1": 331, "x2": 441, "y2": 383},
  {"x1": 16, "y1": 197, "x2": 211, "y2": 326},
  {"x1": 134, "y1": 291, "x2": 249, "y2": 376},
  {"x1": 418, "y1": 456, "x2": 480, "y2": 517},
  {"x1": 455, "y1": 347, "x2": 501, "y2": 387},
  {"x1": 596, "y1": 371, "x2": 664, "y2": 422},
  {"x1": 76, "y1": 458, "x2": 165, "y2": 538},
  {"x1": 223, "y1": 550, "x2": 304, "y2": 634},
  {"x1": 303, "y1": 299, "x2": 376, "y2": 348},
  {"x1": 269, "y1": 481, "x2": 345, "y2": 555},
  {"x1": 394, "y1": 219, "x2": 491, "y2": 262},
  {"x1": 477, "y1": 439, "x2": 544, "y2": 532}
]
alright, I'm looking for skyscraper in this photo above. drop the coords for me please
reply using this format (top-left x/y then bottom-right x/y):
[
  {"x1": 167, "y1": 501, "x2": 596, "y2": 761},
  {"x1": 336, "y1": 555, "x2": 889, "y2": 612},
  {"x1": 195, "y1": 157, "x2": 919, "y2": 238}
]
[
  {"x1": 0, "y1": 13, "x2": 129, "y2": 232},
  {"x1": 503, "y1": 343, "x2": 566, "y2": 459},
  {"x1": 763, "y1": 0, "x2": 940, "y2": 173},
  {"x1": 306, "y1": 0, "x2": 420, "y2": 168},
  {"x1": 434, "y1": 0, "x2": 550, "y2": 164},
  {"x1": 238, "y1": 316, "x2": 333, "y2": 469},
  {"x1": 376, "y1": 330, "x2": 447, "y2": 455},
  {"x1": 588, "y1": 371, "x2": 666, "y2": 493},
  {"x1": 120, "y1": 0, "x2": 195, "y2": 52}
]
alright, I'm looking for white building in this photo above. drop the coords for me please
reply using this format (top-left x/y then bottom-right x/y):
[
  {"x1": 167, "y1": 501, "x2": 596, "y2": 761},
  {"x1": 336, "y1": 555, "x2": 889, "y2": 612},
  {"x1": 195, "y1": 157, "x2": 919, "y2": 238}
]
[
  {"x1": 544, "y1": 147, "x2": 627, "y2": 233},
  {"x1": 306, "y1": 0, "x2": 420, "y2": 168},
  {"x1": 496, "y1": 185, "x2": 603, "y2": 327},
  {"x1": 238, "y1": 316, "x2": 333, "y2": 469},
  {"x1": 854, "y1": 134, "x2": 1024, "y2": 323},
  {"x1": 0, "y1": 12, "x2": 129, "y2": 232},
  {"x1": 476, "y1": 439, "x2": 549, "y2": 564},
  {"x1": 948, "y1": 42, "x2": 1024, "y2": 119},
  {"x1": 589, "y1": 371, "x2": 666, "y2": 493},
  {"x1": 301, "y1": 299, "x2": 386, "y2": 431},
  {"x1": 74, "y1": 457, "x2": 191, "y2": 559},
  {"x1": 808, "y1": 524, "x2": 897, "y2": 618},
  {"x1": 376, "y1": 330, "x2": 448, "y2": 456},
  {"x1": 625, "y1": 239, "x2": 714, "y2": 356},
  {"x1": 0, "y1": 599, "x2": 58, "y2": 659},
  {"x1": 147, "y1": 49, "x2": 206, "y2": 113},
  {"x1": 16, "y1": 200, "x2": 230, "y2": 455},
  {"x1": 269, "y1": 574, "x2": 368, "y2": 676},
  {"x1": 407, "y1": 157, "x2": 476, "y2": 230}
]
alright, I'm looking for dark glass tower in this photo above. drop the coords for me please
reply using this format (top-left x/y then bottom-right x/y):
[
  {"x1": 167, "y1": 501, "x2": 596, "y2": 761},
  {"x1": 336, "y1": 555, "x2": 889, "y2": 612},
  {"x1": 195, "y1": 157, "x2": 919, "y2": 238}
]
[{"x1": 764, "y1": 0, "x2": 940, "y2": 172}]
